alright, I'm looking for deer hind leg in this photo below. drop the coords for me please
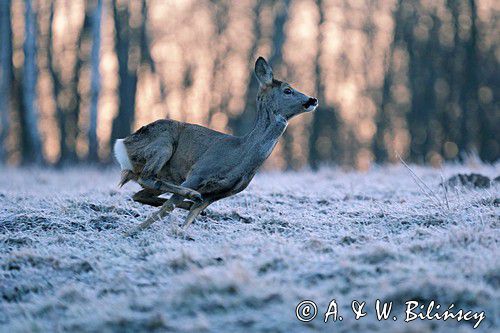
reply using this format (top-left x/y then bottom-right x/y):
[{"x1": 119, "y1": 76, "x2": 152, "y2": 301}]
[
  {"x1": 126, "y1": 194, "x2": 185, "y2": 236},
  {"x1": 132, "y1": 189, "x2": 166, "y2": 207},
  {"x1": 119, "y1": 170, "x2": 138, "y2": 187},
  {"x1": 132, "y1": 189, "x2": 198, "y2": 212},
  {"x1": 183, "y1": 201, "x2": 211, "y2": 230},
  {"x1": 137, "y1": 177, "x2": 202, "y2": 202}
]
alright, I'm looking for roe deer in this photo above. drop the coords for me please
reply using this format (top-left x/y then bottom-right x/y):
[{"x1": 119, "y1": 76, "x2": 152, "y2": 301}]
[{"x1": 115, "y1": 57, "x2": 318, "y2": 234}]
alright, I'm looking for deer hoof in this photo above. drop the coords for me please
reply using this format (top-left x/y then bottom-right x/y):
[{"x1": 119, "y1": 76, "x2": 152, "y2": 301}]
[{"x1": 189, "y1": 191, "x2": 203, "y2": 202}]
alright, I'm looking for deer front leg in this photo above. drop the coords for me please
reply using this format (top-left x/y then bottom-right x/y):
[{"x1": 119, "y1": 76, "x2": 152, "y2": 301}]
[
  {"x1": 183, "y1": 201, "x2": 211, "y2": 230},
  {"x1": 137, "y1": 177, "x2": 202, "y2": 202}
]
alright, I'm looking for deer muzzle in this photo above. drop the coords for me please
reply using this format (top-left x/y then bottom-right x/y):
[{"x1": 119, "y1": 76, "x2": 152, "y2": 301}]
[{"x1": 303, "y1": 97, "x2": 318, "y2": 111}]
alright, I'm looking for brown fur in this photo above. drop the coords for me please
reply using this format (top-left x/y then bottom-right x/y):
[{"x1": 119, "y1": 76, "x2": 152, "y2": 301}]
[{"x1": 120, "y1": 57, "x2": 318, "y2": 234}]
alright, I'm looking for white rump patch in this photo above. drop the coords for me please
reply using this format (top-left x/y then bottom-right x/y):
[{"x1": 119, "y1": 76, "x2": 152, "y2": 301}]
[{"x1": 114, "y1": 139, "x2": 133, "y2": 171}]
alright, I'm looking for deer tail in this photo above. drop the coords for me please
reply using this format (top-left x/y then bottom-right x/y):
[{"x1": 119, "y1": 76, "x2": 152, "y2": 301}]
[
  {"x1": 114, "y1": 139, "x2": 136, "y2": 187},
  {"x1": 114, "y1": 139, "x2": 133, "y2": 171}
]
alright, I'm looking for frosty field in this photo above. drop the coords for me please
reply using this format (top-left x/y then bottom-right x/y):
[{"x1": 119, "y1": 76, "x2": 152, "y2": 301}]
[{"x1": 0, "y1": 164, "x2": 498, "y2": 333}]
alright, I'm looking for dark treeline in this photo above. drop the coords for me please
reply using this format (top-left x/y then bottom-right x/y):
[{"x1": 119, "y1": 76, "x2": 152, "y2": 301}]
[
  {"x1": 0, "y1": 0, "x2": 497, "y2": 169},
  {"x1": 372, "y1": 0, "x2": 499, "y2": 164}
]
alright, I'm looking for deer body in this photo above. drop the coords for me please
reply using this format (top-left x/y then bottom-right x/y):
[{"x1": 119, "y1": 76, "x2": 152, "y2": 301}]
[{"x1": 116, "y1": 57, "x2": 317, "y2": 233}]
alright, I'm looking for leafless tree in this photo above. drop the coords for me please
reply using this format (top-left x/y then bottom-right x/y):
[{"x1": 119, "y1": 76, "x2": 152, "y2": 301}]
[
  {"x1": 0, "y1": 0, "x2": 12, "y2": 163},
  {"x1": 231, "y1": 0, "x2": 264, "y2": 136},
  {"x1": 110, "y1": 0, "x2": 143, "y2": 143},
  {"x1": 308, "y1": 0, "x2": 340, "y2": 168},
  {"x1": 21, "y1": 0, "x2": 43, "y2": 164},
  {"x1": 88, "y1": 0, "x2": 103, "y2": 162}
]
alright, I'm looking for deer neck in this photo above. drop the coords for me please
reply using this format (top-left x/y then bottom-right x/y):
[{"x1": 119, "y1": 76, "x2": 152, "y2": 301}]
[
  {"x1": 242, "y1": 103, "x2": 287, "y2": 159},
  {"x1": 246, "y1": 102, "x2": 287, "y2": 138}
]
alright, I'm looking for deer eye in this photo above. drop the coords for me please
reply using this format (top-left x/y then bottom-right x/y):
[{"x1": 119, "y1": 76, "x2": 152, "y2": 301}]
[{"x1": 283, "y1": 88, "x2": 292, "y2": 95}]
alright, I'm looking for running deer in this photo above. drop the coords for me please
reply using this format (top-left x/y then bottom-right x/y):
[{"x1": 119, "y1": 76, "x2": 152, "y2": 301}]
[{"x1": 115, "y1": 57, "x2": 318, "y2": 234}]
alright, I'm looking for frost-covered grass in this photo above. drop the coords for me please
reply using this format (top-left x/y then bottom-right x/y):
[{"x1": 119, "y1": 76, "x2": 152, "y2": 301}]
[{"x1": 0, "y1": 164, "x2": 498, "y2": 333}]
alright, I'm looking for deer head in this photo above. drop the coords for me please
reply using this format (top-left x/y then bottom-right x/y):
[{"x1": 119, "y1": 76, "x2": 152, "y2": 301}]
[{"x1": 254, "y1": 57, "x2": 318, "y2": 121}]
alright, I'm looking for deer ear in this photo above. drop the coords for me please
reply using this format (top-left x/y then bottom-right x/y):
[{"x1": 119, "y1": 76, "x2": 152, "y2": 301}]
[{"x1": 254, "y1": 57, "x2": 273, "y2": 86}]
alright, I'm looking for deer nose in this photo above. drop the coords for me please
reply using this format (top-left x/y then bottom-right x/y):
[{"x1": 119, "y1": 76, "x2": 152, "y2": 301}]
[{"x1": 303, "y1": 97, "x2": 318, "y2": 109}]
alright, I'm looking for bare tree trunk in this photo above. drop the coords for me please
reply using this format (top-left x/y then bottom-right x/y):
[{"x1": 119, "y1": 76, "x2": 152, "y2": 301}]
[
  {"x1": 308, "y1": 0, "x2": 325, "y2": 169},
  {"x1": 138, "y1": 0, "x2": 165, "y2": 103},
  {"x1": 269, "y1": 0, "x2": 292, "y2": 169},
  {"x1": 442, "y1": 0, "x2": 461, "y2": 159},
  {"x1": 461, "y1": 0, "x2": 480, "y2": 156},
  {"x1": 470, "y1": 0, "x2": 498, "y2": 161},
  {"x1": 372, "y1": 0, "x2": 403, "y2": 163},
  {"x1": 372, "y1": 55, "x2": 392, "y2": 163},
  {"x1": 68, "y1": 5, "x2": 91, "y2": 164},
  {"x1": 230, "y1": 0, "x2": 263, "y2": 136},
  {"x1": 47, "y1": 3, "x2": 66, "y2": 164},
  {"x1": 110, "y1": 0, "x2": 140, "y2": 143},
  {"x1": 308, "y1": 0, "x2": 340, "y2": 169},
  {"x1": 205, "y1": 2, "x2": 230, "y2": 125},
  {"x1": 0, "y1": 0, "x2": 12, "y2": 164},
  {"x1": 48, "y1": 2, "x2": 90, "y2": 165},
  {"x1": 139, "y1": 0, "x2": 154, "y2": 70},
  {"x1": 88, "y1": 0, "x2": 103, "y2": 162},
  {"x1": 403, "y1": 4, "x2": 426, "y2": 162},
  {"x1": 22, "y1": 0, "x2": 43, "y2": 165}
]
